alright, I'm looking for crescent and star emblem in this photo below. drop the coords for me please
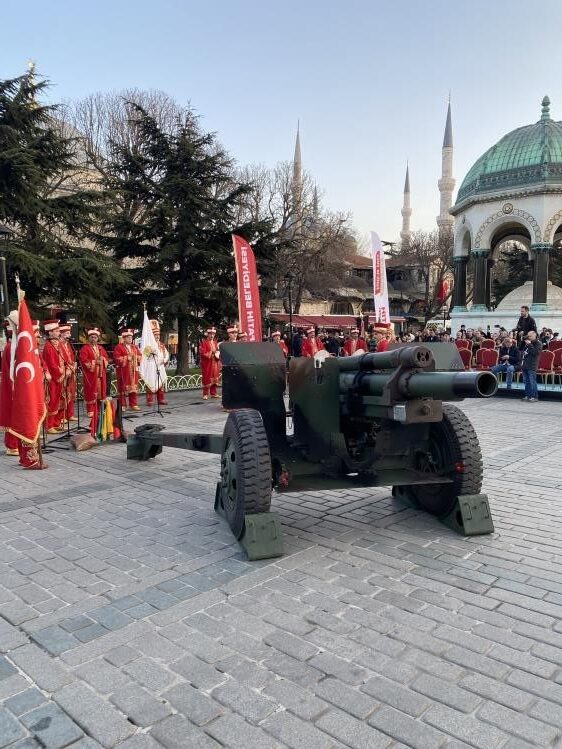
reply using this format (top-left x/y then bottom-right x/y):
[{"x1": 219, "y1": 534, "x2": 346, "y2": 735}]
[{"x1": 15, "y1": 362, "x2": 35, "y2": 382}]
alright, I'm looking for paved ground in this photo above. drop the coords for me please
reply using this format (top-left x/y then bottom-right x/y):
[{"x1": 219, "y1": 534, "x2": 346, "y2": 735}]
[{"x1": 1, "y1": 391, "x2": 562, "y2": 748}]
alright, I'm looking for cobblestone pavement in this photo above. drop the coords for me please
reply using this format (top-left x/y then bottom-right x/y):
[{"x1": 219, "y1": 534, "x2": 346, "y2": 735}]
[{"x1": 1, "y1": 392, "x2": 562, "y2": 747}]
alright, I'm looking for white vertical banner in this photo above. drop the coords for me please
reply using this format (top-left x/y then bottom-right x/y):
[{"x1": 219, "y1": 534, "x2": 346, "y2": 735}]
[{"x1": 371, "y1": 231, "x2": 390, "y2": 323}]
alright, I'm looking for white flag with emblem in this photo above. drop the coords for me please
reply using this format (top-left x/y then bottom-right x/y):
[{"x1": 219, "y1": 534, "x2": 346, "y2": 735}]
[{"x1": 139, "y1": 310, "x2": 160, "y2": 393}]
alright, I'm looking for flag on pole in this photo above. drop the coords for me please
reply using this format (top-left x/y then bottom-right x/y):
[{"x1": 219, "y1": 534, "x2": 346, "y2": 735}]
[
  {"x1": 232, "y1": 234, "x2": 263, "y2": 342},
  {"x1": 7, "y1": 299, "x2": 46, "y2": 444},
  {"x1": 437, "y1": 278, "x2": 450, "y2": 303},
  {"x1": 139, "y1": 310, "x2": 160, "y2": 393},
  {"x1": 371, "y1": 231, "x2": 390, "y2": 324}
]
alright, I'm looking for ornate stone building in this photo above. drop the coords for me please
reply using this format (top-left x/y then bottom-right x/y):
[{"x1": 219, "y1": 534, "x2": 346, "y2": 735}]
[{"x1": 450, "y1": 96, "x2": 562, "y2": 332}]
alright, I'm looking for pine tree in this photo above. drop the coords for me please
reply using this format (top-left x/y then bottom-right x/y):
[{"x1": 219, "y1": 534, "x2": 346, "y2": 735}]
[
  {"x1": 0, "y1": 70, "x2": 127, "y2": 325},
  {"x1": 98, "y1": 104, "x2": 276, "y2": 372}
]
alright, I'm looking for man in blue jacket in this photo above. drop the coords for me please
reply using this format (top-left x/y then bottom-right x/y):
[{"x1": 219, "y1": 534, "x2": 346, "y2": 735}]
[{"x1": 490, "y1": 337, "x2": 520, "y2": 390}]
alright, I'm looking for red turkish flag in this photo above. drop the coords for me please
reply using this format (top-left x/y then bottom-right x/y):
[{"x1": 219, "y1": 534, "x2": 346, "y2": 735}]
[
  {"x1": 437, "y1": 279, "x2": 450, "y2": 303},
  {"x1": 8, "y1": 299, "x2": 46, "y2": 444}
]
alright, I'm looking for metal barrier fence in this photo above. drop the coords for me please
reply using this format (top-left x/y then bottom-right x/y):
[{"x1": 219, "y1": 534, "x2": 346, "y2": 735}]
[{"x1": 77, "y1": 372, "x2": 207, "y2": 399}]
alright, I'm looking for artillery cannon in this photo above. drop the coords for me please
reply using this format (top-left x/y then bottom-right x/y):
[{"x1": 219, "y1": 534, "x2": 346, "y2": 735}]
[{"x1": 127, "y1": 342, "x2": 496, "y2": 558}]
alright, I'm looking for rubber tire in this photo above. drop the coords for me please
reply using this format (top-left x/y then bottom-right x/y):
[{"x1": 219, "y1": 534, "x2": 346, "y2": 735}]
[
  {"x1": 405, "y1": 403, "x2": 483, "y2": 517},
  {"x1": 220, "y1": 409, "x2": 272, "y2": 539}
]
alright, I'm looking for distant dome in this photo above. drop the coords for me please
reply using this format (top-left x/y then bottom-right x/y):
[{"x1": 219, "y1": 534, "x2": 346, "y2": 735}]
[
  {"x1": 496, "y1": 280, "x2": 562, "y2": 310},
  {"x1": 457, "y1": 97, "x2": 562, "y2": 203}
]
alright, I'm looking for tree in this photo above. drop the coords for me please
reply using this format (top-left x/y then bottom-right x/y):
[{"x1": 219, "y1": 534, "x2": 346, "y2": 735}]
[
  {"x1": 397, "y1": 229, "x2": 454, "y2": 323},
  {"x1": 0, "y1": 70, "x2": 128, "y2": 325},
  {"x1": 492, "y1": 241, "x2": 562, "y2": 304},
  {"x1": 98, "y1": 104, "x2": 277, "y2": 373}
]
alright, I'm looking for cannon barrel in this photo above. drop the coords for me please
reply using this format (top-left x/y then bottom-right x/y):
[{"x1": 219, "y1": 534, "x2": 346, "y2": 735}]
[
  {"x1": 339, "y1": 369, "x2": 498, "y2": 400},
  {"x1": 338, "y1": 345, "x2": 434, "y2": 372}
]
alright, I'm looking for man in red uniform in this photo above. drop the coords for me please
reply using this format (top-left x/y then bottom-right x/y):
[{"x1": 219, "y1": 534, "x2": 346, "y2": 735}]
[
  {"x1": 42, "y1": 320, "x2": 66, "y2": 433},
  {"x1": 271, "y1": 330, "x2": 288, "y2": 357},
  {"x1": 113, "y1": 328, "x2": 142, "y2": 410},
  {"x1": 1, "y1": 311, "x2": 19, "y2": 455},
  {"x1": 301, "y1": 327, "x2": 325, "y2": 358},
  {"x1": 374, "y1": 323, "x2": 392, "y2": 352},
  {"x1": 342, "y1": 328, "x2": 367, "y2": 357},
  {"x1": 145, "y1": 320, "x2": 169, "y2": 406},
  {"x1": 199, "y1": 327, "x2": 220, "y2": 399},
  {"x1": 79, "y1": 328, "x2": 109, "y2": 417},
  {"x1": 59, "y1": 324, "x2": 78, "y2": 422}
]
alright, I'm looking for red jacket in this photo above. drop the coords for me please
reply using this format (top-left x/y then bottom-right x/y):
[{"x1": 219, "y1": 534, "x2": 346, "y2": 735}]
[
  {"x1": 343, "y1": 338, "x2": 367, "y2": 356},
  {"x1": 301, "y1": 337, "x2": 325, "y2": 358}
]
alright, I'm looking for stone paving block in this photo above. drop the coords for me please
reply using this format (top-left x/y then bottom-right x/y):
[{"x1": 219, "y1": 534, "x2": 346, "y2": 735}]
[
  {"x1": 528, "y1": 698, "x2": 562, "y2": 730},
  {"x1": 88, "y1": 606, "x2": 132, "y2": 631},
  {"x1": 109, "y1": 683, "x2": 172, "y2": 727},
  {"x1": 59, "y1": 616, "x2": 95, "y2": 633},
  {"x1": 314, "y1": 677, "x2": 378, "y2": 719},
  {"x1": 75, "y1": 659, "x2": 131, "y2": 694},
  {"x1": 478, "y1": 700, "x2": 559, "y2": 746},
  {"x1": 122, "y1": 657, "x2": 176, "y2": 693},
  {"x1": 104, "y1": 645, "x2": 140, "y2": 668},
  {"x1": 11, "y1": 644, "x2": 74, "y2": 692},
  {"x1": 263, "y1": 678, "x2": 328, "y2": 721},
  {"x1": 315, "y1": 708, "x2": 392, "y2": 749},
  {"x1": 261, "y1": 710, "x2": 336, "y2": 749},
  {"x1": 459, "y1": 672, "x2": 534, "y2": 711},
  {"x1": 7, "y1": 739, "x2": 42, "y2": 749},
  {"x1": 55, "y1": 683, "x2": 135, "y2": 746},
  {"x1": 488, "y1": 643, "x2": 558, "y2": 678},
  {"x1": 170, "y1": 653, "x2": 226, "y2": 690},
  {"x1": 0, "y1": 655, "x2": 18, "y2": 681},
  {"x1": 150, "y1": 714, "x2": 221, "y2": 748},
  {"x1": 212, "y1": 679, "x2": 279, "y2": 724},
  {"x1": 214, "y1": 655, "x2": 276, "y2": 689},
  {"x1": 368, "y1": 705, "x2": 447, "y2": 749},
  {"x1": 74, "y1": 623, "x2": 110, "y2": 643},
  {"x1": 264, "y1": 652, "x2": 325, "y2": 687},
  {"x1": 308, "y1": 652, "x2": 368, "y2": 686},
  {"x1": 263, "y1": 630, "x2": 319, "y2": 661},
  {"x1": 362, "y1": 675, "x2": 430, "y2": 717},
  {"x1": 0, "y1": 618, "x2": 29, "y2": 652},
  {"x1": 205, "y1": 712, "x2": 281, "y2": 749},
  {"x1": 423, "y1": 703, "x2": 509, "y2": 749},
  {"x1": 163, "y1": 682, "x2": 223, "y2": 726},
  {"x1": 21, "y1": 702, "x2": 83, "y2": 748},
  {"x1": 0, "y1": 707, "x2": 27, "y2": 747},
  {"x1": 31, "y1": 626, "x2": 78, "y2": 656},
  {"x1": 5, "y1": 688, "x2": 47, "y2": 717},
  {"x1": 411, "y1": 672, "x2": 482, "y2": 713}
]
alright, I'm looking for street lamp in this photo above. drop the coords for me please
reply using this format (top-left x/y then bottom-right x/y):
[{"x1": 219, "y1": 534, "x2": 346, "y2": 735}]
[{"x1": 0, "y1": 224, "x2": 13, "y2": 319}]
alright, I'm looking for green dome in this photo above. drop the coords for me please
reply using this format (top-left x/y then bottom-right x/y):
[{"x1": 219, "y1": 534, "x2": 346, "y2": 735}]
[{"x1": 457, "y1": 97, "x2": 562, "y2": 202}]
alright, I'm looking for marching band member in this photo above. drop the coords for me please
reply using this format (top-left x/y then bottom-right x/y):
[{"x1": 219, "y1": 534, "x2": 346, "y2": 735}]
[
  {"x1": 145, "y1": 320, "x2": 169, "y2": 406},
  {"x1": 301, "y1": 327, "x2": 325, "y2": 358},
  {"x1": 79, "y1": 328, "x2": 109, "y2": 418},
  {"x1": 113, "y1": 328, "x2": 142, "y2": 410},
  {"x1": 199, "y1": 327, "x2": 220, "y2": 399},
  {"x1": 271, "y1": 330, "x2": 288, "y2": 357},
  {"x1": 1, "y1": 311, "x2": 19, "y2": 455},
  {"x1": 342, "y1": 328, "x2": 367, "y2": 356},
  {"x1": 42, "y1": 320, "x2": 65, "y2": 433},
  {"x1": 59, "y1": 324, "x2": 78, "y2": 422}
]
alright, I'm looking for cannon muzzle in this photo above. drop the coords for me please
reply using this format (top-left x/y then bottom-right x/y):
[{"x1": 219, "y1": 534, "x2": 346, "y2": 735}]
[{"x1": 339, "y1": 369, "x2": 498, "y2": 400}]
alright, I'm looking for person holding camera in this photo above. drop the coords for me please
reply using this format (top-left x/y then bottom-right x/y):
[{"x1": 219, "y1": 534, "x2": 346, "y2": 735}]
[
  {"x1": 521, "y1": 330, "x2": 542, "y2": 402},
  {"x1": 515, "y1": 305, "x2": 537, "y2": 349}
]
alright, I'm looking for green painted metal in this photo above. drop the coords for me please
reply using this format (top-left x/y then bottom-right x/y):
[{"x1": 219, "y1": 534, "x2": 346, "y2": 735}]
[
  {"x1": 440, "y1": 494, "x2": 495, "y2": 536},
  {"x1": 127, "y1": 425, "x2": 222, "y2": 461},
  {"x1": 240, "y1": 512, "x2": 284, "y2": 560},
  {"x1": 458, "y1": 96, "x2": 562, "y2": 201}
]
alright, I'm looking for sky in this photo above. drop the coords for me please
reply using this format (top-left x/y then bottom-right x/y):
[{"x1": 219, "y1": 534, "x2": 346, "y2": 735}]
[{"x1": 4, "y1": 0, "x2": 562, "y2": 248}]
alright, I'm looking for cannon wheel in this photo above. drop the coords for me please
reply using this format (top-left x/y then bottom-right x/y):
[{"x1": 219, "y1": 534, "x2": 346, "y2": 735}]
[
  {"x1": 219, "y1": 409, "x2": 272, "y2": 539},
  {"x1": 404, "y1": 404, "x2": 483, "y2": 517}
]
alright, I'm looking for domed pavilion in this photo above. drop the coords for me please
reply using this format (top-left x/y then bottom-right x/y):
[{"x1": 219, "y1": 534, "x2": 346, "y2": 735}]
[{"x1": 450, "y1": 96, "x2": 562, "y2": 333}]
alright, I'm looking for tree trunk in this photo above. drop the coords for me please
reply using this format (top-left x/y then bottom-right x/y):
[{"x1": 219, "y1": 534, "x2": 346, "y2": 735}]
[{"x1": 177, "y1": 313, "x2": 191, "y2": 375}]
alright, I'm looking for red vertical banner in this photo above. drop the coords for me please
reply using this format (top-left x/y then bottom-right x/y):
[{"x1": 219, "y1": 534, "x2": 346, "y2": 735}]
[
  {"x1": 232, "y1": 234, "x2": 263, "y2": 342},
  {"x1": 371, "y1": 231, "x2": 390, "y2": 323}
]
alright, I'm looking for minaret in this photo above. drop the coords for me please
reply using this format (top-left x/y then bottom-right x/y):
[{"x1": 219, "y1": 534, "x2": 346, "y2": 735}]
[
  {"x1": 400, "y1": 164, "x2": 412, "y2": 246},
  {"x1": 292, "y1": 122, "x2": 303, "y2": 216},
  {"x1": 437, "y1": 98, "x2": 455, "y2": 235}
]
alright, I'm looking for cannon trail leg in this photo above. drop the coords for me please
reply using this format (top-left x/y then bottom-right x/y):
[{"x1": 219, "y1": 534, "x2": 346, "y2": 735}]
[
  {"x1": 394, "y1": 404, "x2": 494, "y2": 535},
  {"x1": 216, "y1": 409, "x2": 283, "y2": 559}
]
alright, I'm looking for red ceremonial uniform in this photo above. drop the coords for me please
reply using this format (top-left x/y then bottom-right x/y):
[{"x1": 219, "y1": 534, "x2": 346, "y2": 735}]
[
  {"x1": 301, "y1": 337, "x2": 325, "y2": 358},
  {"x1": 113, "y1": 342, "x2": 142, "y2": 409},
  {"x1": 0, "y1": 339, "x2": 19, "y2": 454},
  {"x1": 377, "y1": 338, "x2": 390, "y2": 352},
  {"x1": 342, "y1": 337, "x2": 367, "y2": 356},
  {"x1": 79, "y1": 343, "x2": 109, "y2": 415},
  {"x1": 60, "y1": 339, "x2": 77, "y2": 421},
  {"x1": 277, "y1": 339, "x2": 289, "y2": 357},
  {"x1": 42, "y1": 339, "x2": 65, "y2": 431},
  {"x1": 199, "y1": 338, "x2": 221, "y2": 397}
]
